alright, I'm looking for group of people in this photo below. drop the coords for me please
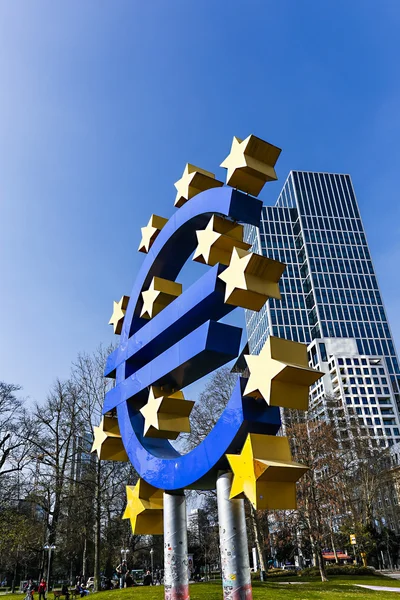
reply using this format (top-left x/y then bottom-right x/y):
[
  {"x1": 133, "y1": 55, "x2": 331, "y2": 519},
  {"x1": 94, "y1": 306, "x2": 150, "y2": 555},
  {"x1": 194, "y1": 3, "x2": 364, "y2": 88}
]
[
  {"x1": 23, "y1": 579, "x2": 47, "y2": 600},
  {"x1": 74, "y1": 576, "x2": 89, "y2": 597},
  {"x1": 20, "y1": 560, "x2": 160, "y2": 598},
  {"x1": 24, "y1": 578, "x2": 88, "y2": 600},
  {"x1": 115, "y1": 560, "x2": 145, "y2": 588},
  {"x1": 115, "y1": 560, "x2": 161, "y2": 588}
]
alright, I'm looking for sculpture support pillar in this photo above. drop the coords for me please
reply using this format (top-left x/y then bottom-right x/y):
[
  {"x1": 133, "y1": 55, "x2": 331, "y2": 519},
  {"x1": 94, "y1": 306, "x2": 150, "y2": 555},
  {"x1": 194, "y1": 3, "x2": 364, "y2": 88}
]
[
  {"x1": 164, "y1": 492, "x2": 189, "y2": 600},
  {"x1": 217, "y1": 472, "x2": 252, "y2": 600}
]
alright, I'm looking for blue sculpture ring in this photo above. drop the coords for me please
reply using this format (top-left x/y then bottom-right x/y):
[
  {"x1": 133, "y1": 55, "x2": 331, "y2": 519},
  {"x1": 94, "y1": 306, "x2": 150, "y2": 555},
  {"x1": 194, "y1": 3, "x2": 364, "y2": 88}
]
[{"x1": 104, "y1": 187, "x2": 281, "y2": 491}]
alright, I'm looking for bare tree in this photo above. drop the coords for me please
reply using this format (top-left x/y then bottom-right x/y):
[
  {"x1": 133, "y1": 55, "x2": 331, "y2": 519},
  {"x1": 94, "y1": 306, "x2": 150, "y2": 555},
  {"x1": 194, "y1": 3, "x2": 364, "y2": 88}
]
[
  {"x1": 0, "y1": 382, "x2": 32, "y2": 481},
  {"x1": 184, "y1": 367, "x2": 237, "y2": 451},
  {"x1": 287, "y1": 419, "x2": 347, "y2": 582},
  {"x1": 23, "y1": 379, "x2": 82, "y2": 582},
  {"x1": 72, "y1": 345, "x2": 137, "y2": 590}
]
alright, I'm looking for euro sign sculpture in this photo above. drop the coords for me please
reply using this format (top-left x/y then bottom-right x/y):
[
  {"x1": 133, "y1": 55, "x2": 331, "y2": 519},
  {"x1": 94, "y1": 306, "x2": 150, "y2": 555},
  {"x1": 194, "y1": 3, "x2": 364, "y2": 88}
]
[{"x1": 93, "y1": 135, "x2": 323, "y2": 600}]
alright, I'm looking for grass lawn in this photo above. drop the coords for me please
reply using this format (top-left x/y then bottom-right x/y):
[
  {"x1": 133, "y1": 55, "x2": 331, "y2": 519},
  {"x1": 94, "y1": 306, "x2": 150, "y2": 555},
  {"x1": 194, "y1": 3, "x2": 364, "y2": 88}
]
[{"x1": 3, "y1": 577, "x2": 400, "y2": 600}]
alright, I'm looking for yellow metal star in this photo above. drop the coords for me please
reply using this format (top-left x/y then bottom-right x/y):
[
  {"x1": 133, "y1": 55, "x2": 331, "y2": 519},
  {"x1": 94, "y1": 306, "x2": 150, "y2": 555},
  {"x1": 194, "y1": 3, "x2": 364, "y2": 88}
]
[
  {"x1": 226, "y1": 433, "x2": 308, "y2": 510},
  {"x1": 91, "y1": 416, "x2": 128, "y2": 461},
  {"x1": 174, "y1": 164, "x2": 224, "y2": 208},
  {"x1": 140, "y1": 386, "x2": 194, "y2": 440},
  {"x1": 123, "y1": 479, "x2": 163, "y2": 535},
  {"x1": 218, "y1": 247, "x2": 285, "y2": 311},
  {"x1": 140, "y1": 277, "x2": 182, "y2": 319},
  {"x1": 244, "y1": 336, "x2": 324, "y2": 411},
  {"x1": 220, "y1": 135, "x2": 281, "y2": 196},
  {"x1": 138, "y1": 214, "x2": 168, "y2": 254},
  {"x1": 109, "y1": 295, "x2": 130, "y2": 335},
  {"x1": 193, "y1": 215, "x2": 251, "y2": 266}
]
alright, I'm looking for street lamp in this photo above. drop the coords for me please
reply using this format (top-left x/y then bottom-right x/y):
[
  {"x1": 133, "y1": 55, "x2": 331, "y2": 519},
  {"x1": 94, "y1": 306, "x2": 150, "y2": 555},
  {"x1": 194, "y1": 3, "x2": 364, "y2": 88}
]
[
  {"x1": 43, "y1": 544, "x2": 56, "y2": 589},
  {"x1": 120, "y1": 548, "x2": 129, "y2": 561},
  {"x1": 150, "y1": 549, "x2": 154, "y2": 581}
]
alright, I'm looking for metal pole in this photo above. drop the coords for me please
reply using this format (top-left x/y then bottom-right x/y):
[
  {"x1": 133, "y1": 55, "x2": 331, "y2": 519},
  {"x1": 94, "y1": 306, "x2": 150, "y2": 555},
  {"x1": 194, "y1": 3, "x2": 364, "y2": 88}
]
[
  {"x1": 46, "y1": 547, "x2": 51, "y2": 590},
  {"x1": 164, "y1": 492, "x2": 189, "y2": 600},
  {"x1": 217, "y1": 472, "x2": 252, "y2": 600}
]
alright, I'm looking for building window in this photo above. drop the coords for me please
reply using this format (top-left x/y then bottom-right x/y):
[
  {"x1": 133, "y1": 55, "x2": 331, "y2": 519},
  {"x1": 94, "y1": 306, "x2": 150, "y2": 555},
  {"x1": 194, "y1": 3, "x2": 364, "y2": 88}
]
[{"x1": 319, "y1": 343, "x2": 327, "y2": 362}]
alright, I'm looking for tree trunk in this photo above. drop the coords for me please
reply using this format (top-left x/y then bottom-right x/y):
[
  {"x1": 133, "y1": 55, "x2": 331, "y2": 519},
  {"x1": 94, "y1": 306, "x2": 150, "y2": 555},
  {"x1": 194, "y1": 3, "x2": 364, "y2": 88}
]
[
  {"x1": 82, "y1": 535, "x2": 87, "y2": 580},
  {"x1": 93, "y1": 459, "x2": 101, "y2": 592},
  {"x1": 249, "y1": 503, "x2": 267, "y2": 579},
  {"x1": 316, "y1": 548, "x2": 328, "y2": 582},
  {"x1": 330, "y1": 531, "x2": 338, "y2": 564}
]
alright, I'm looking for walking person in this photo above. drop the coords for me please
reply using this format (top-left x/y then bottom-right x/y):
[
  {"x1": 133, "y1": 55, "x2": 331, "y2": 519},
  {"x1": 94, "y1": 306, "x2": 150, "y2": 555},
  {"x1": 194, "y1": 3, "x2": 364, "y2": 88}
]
[
  {"x1": 38, "y1": 579, "x2": 46, "y2": 600},
  {"x1": 24, "y1": 580, "x2": 35, "y2": 600},
  {"x1": 115, "y1": 560, "x2": 128, "y2": 589}
]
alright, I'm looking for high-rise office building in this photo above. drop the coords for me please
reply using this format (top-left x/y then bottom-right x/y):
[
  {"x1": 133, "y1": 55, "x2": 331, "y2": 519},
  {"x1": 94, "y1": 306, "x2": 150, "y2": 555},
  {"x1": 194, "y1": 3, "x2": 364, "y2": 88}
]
[{"x1": 245, "y1": 171, "x2": 400, "y2": 446}]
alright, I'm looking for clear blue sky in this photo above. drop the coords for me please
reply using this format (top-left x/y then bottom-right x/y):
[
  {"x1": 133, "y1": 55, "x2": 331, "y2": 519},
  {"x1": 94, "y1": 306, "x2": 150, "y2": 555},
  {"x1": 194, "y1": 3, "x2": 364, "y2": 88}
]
[{"x1": 1, "y1": 1, "x2": 400, "y2": 404}]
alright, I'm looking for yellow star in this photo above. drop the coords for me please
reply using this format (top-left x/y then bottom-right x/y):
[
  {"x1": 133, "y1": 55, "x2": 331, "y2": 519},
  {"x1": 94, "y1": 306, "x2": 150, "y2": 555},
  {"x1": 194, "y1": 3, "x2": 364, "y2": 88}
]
[
  {"x1": 123, "y1": 479, "x2": 163, "y2": 535},
  {"x1": 140, "y1": 387, "x2": 194, "y2": 440},
  {"x1": 91, "y1": 416, "x2": 128, "y2": 461},
  {"x1": 226, "y1": 433, "x2": 308, "y2": 509},
  {"x1": 138, "y1": 214, "x2": 168, "y2": 254},
  {"x1": 193, "y1": 215, "x2": 251, "y2": 266},
  {"x1": 220, "y1": 135, "x2": 281, "y2": 197},
  {"x1": 109, "y1": 296, "x2": 130, "y2": 335},
  {"x1": 174, "y1": 164, "x2": 223, "y2": 208},
  {"x1": 140, "y1": 277, "x2": 182, "y2": 319},
  {"x1": 244, "y1": 336, "x2": 324, "y2": 410},
  {"x1": 218, "y1": 247, "x2": 285, "y2": 311}
]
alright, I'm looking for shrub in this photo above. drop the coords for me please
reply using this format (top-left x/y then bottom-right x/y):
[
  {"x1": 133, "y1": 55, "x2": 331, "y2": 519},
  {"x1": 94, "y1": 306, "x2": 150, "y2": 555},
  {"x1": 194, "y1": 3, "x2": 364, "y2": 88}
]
[
  {"x1": 300, "y1": 565, "x2": 376, "y2": 577},
  {"x1": 251, "y1": 570, "x2": 298, "y2": 580}
]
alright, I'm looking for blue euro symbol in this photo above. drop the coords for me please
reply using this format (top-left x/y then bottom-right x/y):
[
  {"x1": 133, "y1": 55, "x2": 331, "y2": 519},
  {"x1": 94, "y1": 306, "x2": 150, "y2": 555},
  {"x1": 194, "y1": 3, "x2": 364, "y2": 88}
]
[{"x1": 104, "y1": 187, "x2": 281, "y2": 490}]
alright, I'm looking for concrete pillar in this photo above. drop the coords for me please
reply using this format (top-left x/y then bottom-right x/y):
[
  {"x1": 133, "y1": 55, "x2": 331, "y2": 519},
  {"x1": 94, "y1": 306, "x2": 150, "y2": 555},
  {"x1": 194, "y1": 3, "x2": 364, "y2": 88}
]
[
  {"x1": 164, "y1": 492, "x2": 189, "y2": 600},
  {"x1": 217, "y1": 472, "x2": 252, "y2": 600}
]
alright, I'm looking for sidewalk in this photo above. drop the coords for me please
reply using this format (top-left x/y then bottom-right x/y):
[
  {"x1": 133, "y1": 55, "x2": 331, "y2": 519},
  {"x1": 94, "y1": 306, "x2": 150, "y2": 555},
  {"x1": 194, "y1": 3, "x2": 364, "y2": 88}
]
[{"x1": 378, "y1": 570, "x2": 400, "y2": 580}]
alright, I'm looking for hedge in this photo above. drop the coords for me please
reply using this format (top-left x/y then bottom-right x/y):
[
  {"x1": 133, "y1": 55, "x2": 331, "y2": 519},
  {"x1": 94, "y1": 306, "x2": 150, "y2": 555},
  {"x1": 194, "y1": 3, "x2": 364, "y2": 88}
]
[{"x1": 300, "y1": 565, "x2": 376, "y2": 577}]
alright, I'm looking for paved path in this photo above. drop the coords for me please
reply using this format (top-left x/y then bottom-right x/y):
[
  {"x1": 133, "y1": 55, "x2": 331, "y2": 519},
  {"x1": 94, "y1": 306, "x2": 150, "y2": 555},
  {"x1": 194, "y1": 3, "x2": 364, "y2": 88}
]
[
  {"x1": 355, "y1": 585, "x2": 400, "y2": 593},
  {"x1": 382, "y1": 572, "x2": 400, "y2": 580}
]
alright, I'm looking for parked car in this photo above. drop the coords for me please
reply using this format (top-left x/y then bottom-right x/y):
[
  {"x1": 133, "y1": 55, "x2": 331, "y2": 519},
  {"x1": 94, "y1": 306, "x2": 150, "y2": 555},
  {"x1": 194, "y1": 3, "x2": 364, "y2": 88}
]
[
  {"x1": 282, "y1": 564, "x2": 299, "y2": 571},
  {"x1": 86, "y1": 577, "x2": 107, "y2": 590}
]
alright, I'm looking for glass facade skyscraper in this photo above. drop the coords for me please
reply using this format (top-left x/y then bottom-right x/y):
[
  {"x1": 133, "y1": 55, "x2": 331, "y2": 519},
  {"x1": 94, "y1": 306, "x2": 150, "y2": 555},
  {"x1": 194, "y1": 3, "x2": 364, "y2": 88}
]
[{"x1": 245, "y1": 171, "x2": 400, "y2": 410}]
